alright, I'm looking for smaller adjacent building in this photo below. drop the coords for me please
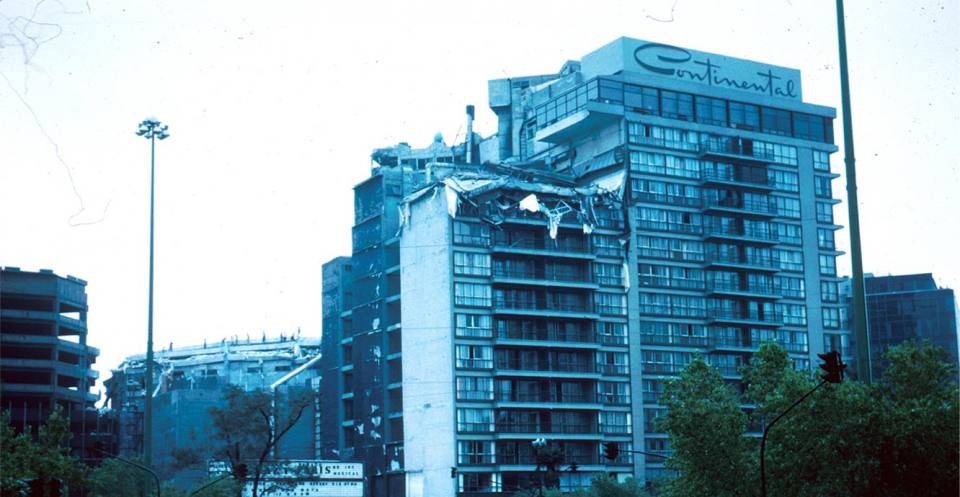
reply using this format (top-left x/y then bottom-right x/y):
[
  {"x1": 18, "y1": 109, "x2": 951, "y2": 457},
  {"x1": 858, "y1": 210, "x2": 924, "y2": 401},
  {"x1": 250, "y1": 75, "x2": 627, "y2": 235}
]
[
  {"x1": 852, "y1": 273, "x2": 958, "y2": 381},
  {"x1": 0, "y1": 266, "x2": 114, "y2": 460},
  {"x1": 105, "y1": 336, "x2": 322, "y2": 485}
]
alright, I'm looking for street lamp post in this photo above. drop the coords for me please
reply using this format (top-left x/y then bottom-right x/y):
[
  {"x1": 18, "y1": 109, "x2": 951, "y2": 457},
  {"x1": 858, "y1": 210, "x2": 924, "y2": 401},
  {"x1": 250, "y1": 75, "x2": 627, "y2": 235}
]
[{"x1": 135, "y1": 117, "x2": 169, "y2": 468}]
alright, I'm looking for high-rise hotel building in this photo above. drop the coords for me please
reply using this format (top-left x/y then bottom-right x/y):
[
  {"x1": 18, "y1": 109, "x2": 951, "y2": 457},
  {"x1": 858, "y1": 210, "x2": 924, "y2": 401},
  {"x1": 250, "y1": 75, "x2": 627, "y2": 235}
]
[{"x1": 321, "y1": 37, "x2": 847, "y2": 496}]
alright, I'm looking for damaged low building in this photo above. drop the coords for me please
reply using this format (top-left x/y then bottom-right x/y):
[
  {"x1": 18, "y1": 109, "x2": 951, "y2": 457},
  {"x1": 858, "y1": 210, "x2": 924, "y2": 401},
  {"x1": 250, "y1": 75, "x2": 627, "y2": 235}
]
[
  {"x1": 322, "y1": 36, "x2": 844, "y2": 496},
  {"x1": 105, "y1": 335, "x2": 322, "y2": 486}
]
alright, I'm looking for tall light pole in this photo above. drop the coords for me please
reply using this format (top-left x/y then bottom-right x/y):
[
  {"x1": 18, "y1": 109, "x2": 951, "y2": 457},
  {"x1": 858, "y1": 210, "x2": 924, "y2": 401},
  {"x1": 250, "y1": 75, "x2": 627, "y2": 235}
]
[
  {"x1": 135, "y1": 117, "x2": 169, "y2": 467},
  {"x1": 834, "y1": 0, "x2": 872, "y2": 382}
]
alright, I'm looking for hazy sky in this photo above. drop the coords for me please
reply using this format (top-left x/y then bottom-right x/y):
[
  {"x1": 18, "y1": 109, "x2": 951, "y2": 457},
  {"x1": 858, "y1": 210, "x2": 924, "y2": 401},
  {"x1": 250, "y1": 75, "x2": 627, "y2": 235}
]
[{"x1": 1, "y1": 0, "x2": 958, "y2": 392}]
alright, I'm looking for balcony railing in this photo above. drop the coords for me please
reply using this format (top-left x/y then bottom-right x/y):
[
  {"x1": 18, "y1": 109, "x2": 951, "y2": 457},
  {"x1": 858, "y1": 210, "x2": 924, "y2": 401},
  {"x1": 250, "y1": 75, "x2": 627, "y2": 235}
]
[
  {"x1": 636, "y1": 247, "x2": 704, "y2": 263},
  {"x1": 493, "y1": 235, "x2": 590, "y2": 253},
  {"x1": 492, "y1": 267, "x2": 592, "y2": 284},
  {"x1": 495, "y1": 391, "x2": 595, "y2": 404},
  {"x1": 699, "y1": 139, "x2": 777, "y2": 162},
  {"x1": 598, "y1": 364, "x2": 630, "y2": 376},
  {"x1": 639, "y1": 334, "x2": 710, "y2": 347},
  {"x1": 641, "y1": 362, "x2": 688, "y2": 374},
  {"x1": 702, "y1": 197, "x2": 776, "y2": 215},
  {"x1": 599, "y1": 394, "x2": 631, "y2": 405},
  {"x1": 495, "y1": 422, "x2": 596, "y2": 434},
  {"x1": 701, "y1": 170, "x2": 776, "y2": 188},
  {"x1": 635, "y1": 220, "x2": 703, "y2": 235},
  {"x1": 703, "y1": 252, "x2": 778, "y2": 270},
  {"x1": 496, "y1": 327, "x2": 595, "y2": 343},
  {"x1": 633, "y1": 192, "x2": 702, "y2": 208},
  {"x1": 496, "y1": 452, "x2": 600, "y2": 466},
  {"x1": 704, "y1": 225, "x2": 778, "y2": 242},
  {"x1": 639, "y1": 275, "x2": 706, "y2": 290},
  {"x1": 707, "y1": 309, "x2": 783, "y2": 324},
  {"x1": 495, "y1": 359, "x2": 596, "y2": 373},
  {"x1": 494, "y1": 297, "x2": 593, "y2": 314},
  {"x1": 706, "y1": 280, "x2": 779, "y2": 296}
]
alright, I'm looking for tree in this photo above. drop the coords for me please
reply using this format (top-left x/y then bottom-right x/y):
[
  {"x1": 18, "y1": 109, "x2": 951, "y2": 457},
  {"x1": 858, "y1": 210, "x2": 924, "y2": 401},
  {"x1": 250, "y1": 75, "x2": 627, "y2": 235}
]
[
  {"x1": 0, "y1": 407, "x2": 86, "y2": 497},
  {"x1": 660, "y1": 341, "x2": 958, "y2": 497},
  {"x1": 658, "y1": 356, "x2": 755, "y2": 497},
  {"x1": 207, "y1": 385, "x2": 315, "y2": 497},
  {"x1": 87, "y1": 458, "x2": 237, "y2": 497}
]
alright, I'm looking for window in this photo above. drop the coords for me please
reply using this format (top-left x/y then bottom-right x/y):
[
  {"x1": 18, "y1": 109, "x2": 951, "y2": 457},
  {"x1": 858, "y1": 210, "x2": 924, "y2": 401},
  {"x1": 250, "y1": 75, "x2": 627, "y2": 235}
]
[
  {"x1": 823, "y1": 308, "x2": 841, "y2": 329},
  {"x1": 761, "y1": 107, "x2": 792, "y2": 136},
  {"x1": 458, "y1": 441, "x2": 495, "y2": 464},
  {"x1": 729, "y1": 102, "x2": 760, "y2": 130},
  {"x1": 455, "y1": 313, "x2": 492, "y2": 337},
  {"x1": 817, "y1": 228, "x2": 836, "y2": 249},
  {"x1": 813, "y1": 150, "x2": 830, "y2": 171},
  {"x1": 636, "y1": 235, "x2": 705, "y2": 262},
  {"x1": 596, "y1": 293, "x2": 627, "y2": 316},
  {"x1": 457, "y1": 408, "x2": 494, "y2": 432},
  {"x1": 815, "y1": 176, "x2": 833, "y2": 198},
  {"x1": 774, "y1": 222, "x2": 802, "y2": 245},
  {"x1": 661, "y1": 90, "x2": 694, "y2": 120},
  {"x1": 598, "y1": 351, "x2": 629, "y2": 375},
  {"x1": 695, "y1": 95, "x2": 727, "y2": 126},
  {"x1": 594, "y1": 263, "x2": 623, "y2": 286},
  {"x1": 454, "y1": 251, "x2": 491, "y2": 276},
  {"x1": 598, "y1": 381, "x2": 631, "y2": 404},
  {"x1": 625, "y1": 85, "x2": 659, "y2": 114},
  {"x1": 454, "y1": 221, "x2": 490, "y2": 246},
  {"x1": 456, "y1": 376, "x2": 494, "y2": 400},
  {"x1": 630, "y1": 151, "x2": 700, "y2": 178},
  {"x1": 456, "y1": 345, "x2": 492, "y2": 369},
  {"x1": 454, "y1": 283, "x2": 491, "y2": 307},
  {"x1": 597, "y1": 322, "x2": 628, "y2": 345},
  {"x1": 819, "y1": 255, "x2": 837, "y2": 275},
  {"x1": 777, "y1": 303, "x2": 808, "y2": 326},
  {"x1": 775, "y1": 249, "x2": 804, "y2": 272},
  {"x1": 593, "y1": 234, "x2": 625, "y2": 257},
  {"x1": 601, "y1": 411, "x2": 632, "y2": 434},
  {"x1": 815, "y1": 202, "x2": 834, "y2": 224},
  {"x1": 774, "y1": 275, "x2": 806, "y2": 299},
  {"x1": 794, "y1": 112, "x2": 828, "y2": 142},
  {"x1": 773, "y1": 196, "x2": 801, "y2": 219},
  {"x1": 769, "y1": 169, "x2": 799, "y2": 192},
  {"x1": 821, "y1": 281, "x2": 839, "y2": 303}
]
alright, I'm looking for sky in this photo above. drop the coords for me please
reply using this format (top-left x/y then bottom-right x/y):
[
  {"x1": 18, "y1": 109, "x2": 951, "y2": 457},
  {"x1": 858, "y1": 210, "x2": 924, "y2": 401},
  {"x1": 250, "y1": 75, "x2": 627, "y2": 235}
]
[{"x1": 1, "y1": 0, "x2": 958, "y2": 393}]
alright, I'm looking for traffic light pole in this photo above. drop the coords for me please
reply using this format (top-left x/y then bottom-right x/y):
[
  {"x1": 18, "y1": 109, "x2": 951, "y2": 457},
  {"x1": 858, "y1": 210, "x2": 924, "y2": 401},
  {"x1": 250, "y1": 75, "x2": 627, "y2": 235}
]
[{"x1": 760, "y1": 380, "x2": 827, "y2": 497}]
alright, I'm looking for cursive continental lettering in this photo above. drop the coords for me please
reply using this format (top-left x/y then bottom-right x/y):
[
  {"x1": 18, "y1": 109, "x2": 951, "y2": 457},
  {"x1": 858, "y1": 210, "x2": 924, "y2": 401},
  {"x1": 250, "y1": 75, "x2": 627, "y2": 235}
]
[{"x1": 632, "y1": 42, "x2": 799, "y2": 99}]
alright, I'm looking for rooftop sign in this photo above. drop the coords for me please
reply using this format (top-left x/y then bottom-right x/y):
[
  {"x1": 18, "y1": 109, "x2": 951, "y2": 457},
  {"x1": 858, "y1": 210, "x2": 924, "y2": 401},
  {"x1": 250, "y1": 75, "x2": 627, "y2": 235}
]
[{"x1": 582, "y1": 37, "x2": 803, "y2": 101}]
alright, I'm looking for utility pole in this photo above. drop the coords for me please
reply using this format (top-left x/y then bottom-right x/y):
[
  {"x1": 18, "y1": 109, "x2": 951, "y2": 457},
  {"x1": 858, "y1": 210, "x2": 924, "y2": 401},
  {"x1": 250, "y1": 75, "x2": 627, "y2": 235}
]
[{"x1": 835, "y1": 0, "x2": 872, "y2": 382}]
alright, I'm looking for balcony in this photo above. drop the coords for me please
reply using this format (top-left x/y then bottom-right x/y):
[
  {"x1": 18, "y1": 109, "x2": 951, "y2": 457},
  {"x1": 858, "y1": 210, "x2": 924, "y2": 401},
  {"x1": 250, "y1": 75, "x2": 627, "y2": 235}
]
[
  {"x1": 704, "y1": 225, "x2": 779, "y2": 244},
  {"x1": 703, "y1": 252, "x2": 779, "y2": 272},
  {"x1": 495, "y1": 422, "x2": 597, "y2": 435},
  {"x1": 493, "y1": 297, "x2": 594, "y2": 317},
  {"x1": 632, "y1": 192, "x2": 702, "y2": 208},
  {"x1": 702, "y1": 197, "x2": 777, "y2": 217},
  {"x1": 706, "y1": 309, "x2": 783, "y2": 326},
  {"x1": 492, "y1": 267, "x2": 594, "y2": 288},
  {"x1": 634, "y1": 220, "x2": 702, "y2": 235},
  {"x1": 699, "y1": 138, "x2": 774, "y2": 164},
  {"x1": 495, "y1": 359, "x2": 596, "y2": 375},
  {"x1": 638, "y1": 275, "x2": 706, "y2": 291},
  {"x1": 640, "y1": 362, "x2": 688, "y2": 375},
  {"x1": 639, "y1": 333, "x2": 710, "y2": 347},
  {"x1": 495, "y1": 327, "x2": 596, "y2": 345},
  {"x1": 701, "y1": 170, "x2": 776, "y2": 190},
  {"x1": 496, "y1": 451, "x2": 601, "y2": 466},
  {"x1": 495, "y1": 391, "x2": 597, "y2": 405},
  {"x1": 706, "y1": 281, "x2": 781, "y2": 299},
  {"x1": 492, "y1": 235, "x2": 592, "y2": 259}
]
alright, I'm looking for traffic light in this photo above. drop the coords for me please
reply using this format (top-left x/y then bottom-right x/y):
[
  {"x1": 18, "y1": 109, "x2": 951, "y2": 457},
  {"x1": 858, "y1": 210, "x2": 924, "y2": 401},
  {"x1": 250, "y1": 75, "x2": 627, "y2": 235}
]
[
  {"x1": 568, "y1": 462, "x2": 579, "y2": 472},
  {"x1": 818, "y1": 350, "x2": 846, "y2": 384},
  {"x1": 602, "y1": 441, "x2": 619, "y2": 461},
  {"x1": 235, "y1": 463, "x2": 248, "y2": 480},
  {"x1": 450, "y1": 467, "x2": 458, "y2": 478}
]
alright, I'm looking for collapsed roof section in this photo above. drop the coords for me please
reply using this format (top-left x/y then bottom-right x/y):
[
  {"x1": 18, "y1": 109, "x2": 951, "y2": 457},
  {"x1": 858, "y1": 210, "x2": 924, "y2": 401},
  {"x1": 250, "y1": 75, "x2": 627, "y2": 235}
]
[{"x1": 398, "y1": 157, "x2": 627, "y2": 240}]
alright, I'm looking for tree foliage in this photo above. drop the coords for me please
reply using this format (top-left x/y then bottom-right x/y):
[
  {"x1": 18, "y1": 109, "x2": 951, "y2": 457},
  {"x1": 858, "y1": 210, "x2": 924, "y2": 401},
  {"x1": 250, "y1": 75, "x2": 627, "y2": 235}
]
[
  {"x1": 207, "y1": 385, "x2": 315, "y2": 497},
  {"x1": 658, "y1": 357, "x2": 754, "y2": 497},
  {"x1": 660, "y1": 341, "x2": 959, "y2": 497},
  {"x1": 0, "y1": 407, "x2": 86, "y2": 497}
]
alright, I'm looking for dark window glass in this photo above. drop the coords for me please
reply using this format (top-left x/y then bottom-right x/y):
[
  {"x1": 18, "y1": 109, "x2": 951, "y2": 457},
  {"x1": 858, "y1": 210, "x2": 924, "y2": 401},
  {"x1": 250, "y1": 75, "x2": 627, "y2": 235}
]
[
  {"x1": 729, "y1": 102, "x2": 760, "y2": 130},
  {"x1": 598, "y1": 80, "x2": 623, "y2": 104},
  {"x1": 695, "y1": 96, "x2": 727, "y2": 126},
  {"x1": 761, "y1": 107, "x2": 792, "y2": 136},
  {"x1": 662, "y1": 91, "x2": 694, "y2": 120}
]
